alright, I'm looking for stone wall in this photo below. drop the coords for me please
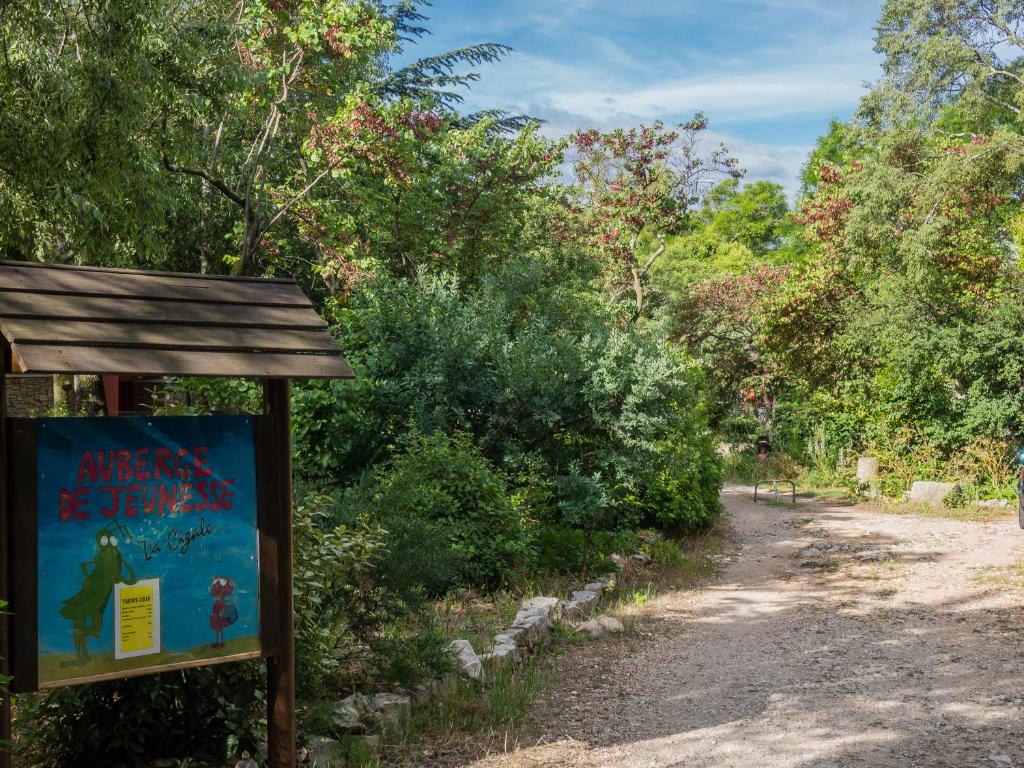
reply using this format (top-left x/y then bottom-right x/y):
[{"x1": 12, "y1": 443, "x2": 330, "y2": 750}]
[{"x1": 5, "y1": 375, "x2": 54, "y2": 417}]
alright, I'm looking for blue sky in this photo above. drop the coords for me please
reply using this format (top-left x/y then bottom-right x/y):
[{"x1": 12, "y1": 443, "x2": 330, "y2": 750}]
[{"x1": 401, "y1": 0, "x2": 885, "y2": 195}]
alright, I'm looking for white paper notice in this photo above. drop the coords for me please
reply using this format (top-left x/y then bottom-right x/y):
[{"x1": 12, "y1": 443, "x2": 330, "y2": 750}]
[{"x1": 113, "y1": 578, "x2": 162, "y2": 660}]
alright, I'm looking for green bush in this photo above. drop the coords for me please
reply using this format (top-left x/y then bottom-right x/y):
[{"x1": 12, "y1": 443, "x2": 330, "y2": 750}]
[
  {"x1": 15, "y1": 663, "x2": 264, "y2": 768},
  {"x1": 533, "y1": 526, "x2": 638, "y2": 575},
  {"x1": 294, "y1": 267, "x2": 723, "y2": 539},
  {"x1": 291, "y1": 489, "x2": 455, "y2": 698},
  {"x1": 638, "y1": 422, "x2": 722, "y2": 533},
  {"x1": 365, "y1": 431, "x2": 531, "y2": 589},
  {"x1": 292, "y1": 492, "x2": 384, "y2": 701}
]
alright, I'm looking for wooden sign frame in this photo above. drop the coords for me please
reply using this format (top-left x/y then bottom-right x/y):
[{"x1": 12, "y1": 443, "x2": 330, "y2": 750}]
[
  {"x1": 5, "y1": 413, "x2": 286, "y2": 693},
  {"x1": 0, "y1": 365, "x2": 297, "y2": 766},
  {"x1": 0, "y1": 261, "x2": 353, "y2": 768}
]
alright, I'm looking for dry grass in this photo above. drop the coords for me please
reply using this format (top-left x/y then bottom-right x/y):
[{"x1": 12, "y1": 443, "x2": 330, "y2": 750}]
[{"x1": 872, "y1": 500, "x2": 1015, "y2": 524}]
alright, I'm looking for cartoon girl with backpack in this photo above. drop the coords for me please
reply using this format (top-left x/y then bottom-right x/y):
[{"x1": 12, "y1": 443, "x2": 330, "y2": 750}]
[{"x1": 209, "y1": 576, "x2": 238, "y2": 649}]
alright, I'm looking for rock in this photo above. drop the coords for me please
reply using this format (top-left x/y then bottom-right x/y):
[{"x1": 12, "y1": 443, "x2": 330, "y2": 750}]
[
  {"x1": 585, "y1": 580, "x2": 608, "y2": 593},
  {"x1": 331, "y1": 694, "x2": 368, "y2": 733},
  {"x1": 562, "y1": 590, "x2": 600, "y2": 620},
  {"x1": 631, "y1": 551, "x2": 653, "y2": 566},
  {"x1": 609, "y1": 553, "x2": 628, "y2": 571},
  {"x1": 855, "y1": 550, "x2": 890, "y2": 562},
  {"x1": 481, "y1": 639, "x2": 521, "y2": 667},
  {"x1": 521, "y1": 595, "x2": 561, "y2": 617},
  {"x1": 368, "y1": 692, "x2": 412, "y2": 732},
  {"x1": 512, "y1": 605, "x2": 546, "y2": 626},
  {"x1": 978, "y1": 499, "x2": 1010, "y2": 508},
  {"x1": 448, "y1": 639, "x2": 484, "y2": 681},
  {"x1": 800, "y1": 546, "x2": 823, "y2": 558},
  {"x1": 577, "y1": 619, "x2": 608, "y2": 639},
  {"x1": 856, "y1": 456, "x2": 879, "y2": 483},
  {"x1": 577, "y1": 614, "x2": 623, "y2": 640},
  {"x1": 511, "y1": 611, "x2": 550, "y2": 647},
  {"x1": 908, "y1": 481, "x2": 957, "y2": 505},
  {"x1": 307, "y1": 736, "x2": 343, "y2": 767},
  {"x1": 596, "y1": 615, "x2": 624, "y2": 633},
  {"x1": 495, "y1": 626, "x2": 529, "y2": 648}
]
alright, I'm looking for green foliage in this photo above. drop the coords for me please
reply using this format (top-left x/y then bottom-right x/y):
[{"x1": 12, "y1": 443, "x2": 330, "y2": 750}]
[
  {"x1": 293, "y1": 260, "x2": 721, "y2": 544},
  {"x1": 533, "y1": 526, "x2": 639, "y2": 574},
  {"x1": 3, "y1": 2, "x2": 735, "y2": 761},
  {"x1": 15, "y1": 663, "x2": 265, "y2": 768},
  {"x1": 290, "y1": 488, "x2": 455, "y2": 697},
  {"x1": 647, "y1": 538, "x2": 686, "y2": 568},
  {"x1": 363, "y1": 431, "x2": 530, "y2": 589},
  {"x1": 292, "y1": 492, "x2": 385, "y2": 700},
  {"x1": 152, "y1": 378, "x2": 263, "y2": 416}
]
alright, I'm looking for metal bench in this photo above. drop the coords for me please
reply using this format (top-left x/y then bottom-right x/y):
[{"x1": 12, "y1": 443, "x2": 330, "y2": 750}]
[{"x1": 754, "y1": 479, "x2": 796, "y2": 504}]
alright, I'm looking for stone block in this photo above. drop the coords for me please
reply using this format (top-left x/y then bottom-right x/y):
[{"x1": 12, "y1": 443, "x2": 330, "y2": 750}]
[
  {"x1": 909, "y1": 481, "x2": 957, "y2": 505},
  {"x1": 447, "y1": 639, "x2": 483, "y2": 681}
]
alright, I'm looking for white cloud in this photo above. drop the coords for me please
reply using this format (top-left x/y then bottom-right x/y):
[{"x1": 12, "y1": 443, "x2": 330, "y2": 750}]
[
  {"x1": 413, "y1": 0, "x2": 882, "y2": 196},
  {"x1": 547, "y1": 69, "x2": 866, "y2": 121}
]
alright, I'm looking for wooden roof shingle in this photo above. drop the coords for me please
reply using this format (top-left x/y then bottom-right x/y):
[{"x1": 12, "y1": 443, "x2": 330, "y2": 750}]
[{"x1": 0, "y1": 261, "x2": 353, "y2": 379}]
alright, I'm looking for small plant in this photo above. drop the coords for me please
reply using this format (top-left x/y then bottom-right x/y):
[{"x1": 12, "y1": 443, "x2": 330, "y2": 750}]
[
  {"x1": 647, "y1": 539, "x2": 685, "y2": 568},
  {"x1": 627, "y1": 585, "x2": 653, "y2": 609}
]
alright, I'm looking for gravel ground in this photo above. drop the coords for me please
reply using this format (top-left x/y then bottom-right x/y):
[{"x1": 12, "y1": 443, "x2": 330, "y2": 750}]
[{"x1": 466, "y1": 485, "x2": 1024, "y2": 768}]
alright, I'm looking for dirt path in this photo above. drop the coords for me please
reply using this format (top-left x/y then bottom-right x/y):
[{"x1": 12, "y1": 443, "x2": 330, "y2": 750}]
[{"x1": 469, "y1": 486, "x2": 1024, "y2": 767}]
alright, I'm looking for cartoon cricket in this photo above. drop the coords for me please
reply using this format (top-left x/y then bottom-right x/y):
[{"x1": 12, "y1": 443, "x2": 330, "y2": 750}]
[{"x1": 59, "y1": 522, "x2": 138, "y2": 666}]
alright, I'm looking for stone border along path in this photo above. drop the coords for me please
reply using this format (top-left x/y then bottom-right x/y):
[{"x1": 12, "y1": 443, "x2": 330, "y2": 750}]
[
  {"x1": 466, "y1": 554, "x2": 634, "y2": 673},
  {"x1": 463, "y1": 485, "x2": 1024, "y2": 768},
  {"x1": 300, "y1": 548, "x2": 651, "y2": 765}
]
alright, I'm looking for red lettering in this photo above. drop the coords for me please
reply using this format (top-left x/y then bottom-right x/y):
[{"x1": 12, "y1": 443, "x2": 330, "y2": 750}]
[
  {"x1": 154, "y1": 447, "x2": 172, "y2": 480},
  {"x1": 117, "y1": 449, "x2": 133, "y2": 482},
  {"x1": 141, "y1": 485, "x2": 157, "y2": 515},
  {"x1": 135, "y1": 448, "x2": 151, "y2": 481},
  {"x1": 174, "y1": 447, "x2": 190, "y2": 479},
  {"x1": 207, "y1": 481, "x2": 220, "y2": 512},
  {"x1": 193, "y1": 446, "x2": 212, "y2": 478},
  {"x1": 220, "y1": 479, "x2": 235, "y2": 511},
  {"x1": 99, "y1": 486, "x2": 123, "y2": 518},
  {"x1": 158, "y1": 484, "x2": 178, "y2": 516},
  {"x1": 77, "y1": 451, "x2": 98, "y2": 484},
  {"x1": 74, "y1": 487, "x2": 89, "y2": 519},
  {"x1": 125, "y1": 484, "x2": 142, "y2": 516},
  {"x1": 59, "y1": 489, "x2": 75, "y2": 522},
  {"x1": 96, "y1": 451, "x2": 115, "y2": 483}
]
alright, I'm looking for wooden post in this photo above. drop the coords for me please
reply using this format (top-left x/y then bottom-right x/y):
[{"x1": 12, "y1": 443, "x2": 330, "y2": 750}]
[
  {"x1": 0, "y1": 340, "x2": 10, "y2": 768},
  {"x1": 264, "y1": 379, "x2": 295, "y2": 768}
]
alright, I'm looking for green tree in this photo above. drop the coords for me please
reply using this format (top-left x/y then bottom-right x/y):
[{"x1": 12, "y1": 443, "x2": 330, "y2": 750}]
[{"x1": 568, "y1": 117, "x2": 741, "y2": 322}]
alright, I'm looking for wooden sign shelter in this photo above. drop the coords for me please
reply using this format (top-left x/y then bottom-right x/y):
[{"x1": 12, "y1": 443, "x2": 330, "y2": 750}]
[{"x1": 0, "y1": 260, "x2": 353, "y2": 768}]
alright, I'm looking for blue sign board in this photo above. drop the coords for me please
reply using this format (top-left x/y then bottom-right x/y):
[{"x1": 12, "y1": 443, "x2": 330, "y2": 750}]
[{"x1": 35, "y1": 416, "x2": 261, "y2": 686}]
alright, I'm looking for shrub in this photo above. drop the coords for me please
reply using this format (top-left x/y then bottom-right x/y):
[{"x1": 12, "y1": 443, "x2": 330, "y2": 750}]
[
  {"x1": 293, "y1": 268, "x2": 722, "y2": 540},
  {"x1": 639, "y1": 425, "x2": 722, "y2": 533},
  {"x1": 291, "y1": 489, "x2": 455, "y2": 698},
  {"x1": 533, "y1": 526, "x2": 638, "y2": 575},
  {"x1": 365, "y1": 431, "x2": 531, "y2": 590},
  {"x1": 292, "y1": 492, "x2": 384, "y2": 702},
  {"x1": 15, "y1": 663, "x2": 264, "y2": 768}
]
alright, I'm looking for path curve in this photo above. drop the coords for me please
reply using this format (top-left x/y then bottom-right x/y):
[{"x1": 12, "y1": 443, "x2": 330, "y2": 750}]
[{"x1": 469, "y1": 486, "x2": 1024, "y2": 767}]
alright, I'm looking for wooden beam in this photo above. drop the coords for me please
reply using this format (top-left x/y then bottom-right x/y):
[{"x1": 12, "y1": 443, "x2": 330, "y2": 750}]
[
  {"x1": 0, "y1": 262, "x2": 310, "y2": 306},
  {"x1": 10, "y1": 344, "x2": 354, "y2": 380},
  {"x1": 0, "y1": 319, "x2": 341, "y2": 355},
  {"x1": 264, "y1": 379, "x2": 295, "y2": 768},
  {"x1": 0, "y1": 337, "x2": 10, "y2": 768},
  {"x1": 0, "y1": 292, "x2": 327, "y2": 330}
]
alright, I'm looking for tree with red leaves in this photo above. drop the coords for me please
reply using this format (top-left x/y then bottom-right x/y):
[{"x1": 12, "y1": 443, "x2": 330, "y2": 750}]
[{"x1": 568, "y1": 116, "x2": 741, "y2": 322}]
